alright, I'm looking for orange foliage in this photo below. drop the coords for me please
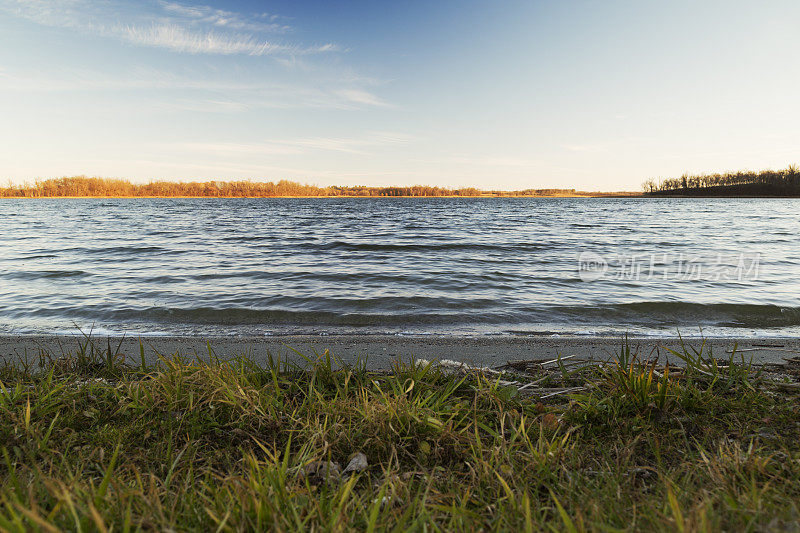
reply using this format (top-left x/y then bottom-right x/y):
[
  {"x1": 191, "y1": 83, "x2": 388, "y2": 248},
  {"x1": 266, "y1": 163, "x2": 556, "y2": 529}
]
[{"x1": 0, "y1": 176, "x2": 578, "y2": 198}]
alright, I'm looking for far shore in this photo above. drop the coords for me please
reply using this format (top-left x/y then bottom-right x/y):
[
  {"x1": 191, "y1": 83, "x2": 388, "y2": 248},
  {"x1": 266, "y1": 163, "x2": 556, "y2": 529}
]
[
  {"x1": 9, "y1": 193, "x2": 800, "y2": 199},
  {"x1": 0, "y1": 175, "x2": 642, "y2": 198},
  {"x1": 0, "y1": 192, "x2": 641, "y2": 199}
]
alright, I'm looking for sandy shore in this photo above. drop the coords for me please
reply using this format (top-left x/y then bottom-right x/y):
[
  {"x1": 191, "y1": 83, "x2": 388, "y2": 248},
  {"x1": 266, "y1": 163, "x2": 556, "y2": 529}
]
[{"x1": 1, "y1": 334, "x2": 798, "y2": 369}]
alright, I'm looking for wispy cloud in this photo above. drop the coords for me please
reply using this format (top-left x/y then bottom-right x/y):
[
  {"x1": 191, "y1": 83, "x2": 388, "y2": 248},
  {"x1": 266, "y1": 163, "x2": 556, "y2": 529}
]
[
  {"x1": 71, "y1": 156, "x2": 430, "y2": 182},
  {"x1": 118, "y1": 23, "x2": 336, "y2": 56},
  {"x1": 440, "y1": 155, "x2": 540, "y2": 167},
  {"x1": 334, "y1": 89, "x2": 392, "y2": 108},
  {"x1": 170, "y1": 132, "x2": 415, "y2": 156},
  {"x1": 0, "y1": 64, "x2": 391, "y2": 110},
  {"x1": 159, "y1": 1, "x2": 290, "y2": 33},
  {"x1": 562, "y1": 143, "x2": 610, "y2": 154},
  {"x1": 562, "y1": 137, "x2": 648, "y2": 154},
  {"x1": 0, "y1": 1, "x2": 391, "y2": 118},
  {"x1": 0, "y1": 0, "x2": 338, "y2": 56}
]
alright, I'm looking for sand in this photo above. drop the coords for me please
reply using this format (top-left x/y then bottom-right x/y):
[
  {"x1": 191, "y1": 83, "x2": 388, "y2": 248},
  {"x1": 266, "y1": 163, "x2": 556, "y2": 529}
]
[{"x1": 0, "y1": 334, "x2": 798, "y2": 369}]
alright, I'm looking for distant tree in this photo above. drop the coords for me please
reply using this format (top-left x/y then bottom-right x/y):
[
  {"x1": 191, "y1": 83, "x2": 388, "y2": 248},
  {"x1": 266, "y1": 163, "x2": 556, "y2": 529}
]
[{"x1": 642, "y1": 179, "x2": 657, "y2": 193}]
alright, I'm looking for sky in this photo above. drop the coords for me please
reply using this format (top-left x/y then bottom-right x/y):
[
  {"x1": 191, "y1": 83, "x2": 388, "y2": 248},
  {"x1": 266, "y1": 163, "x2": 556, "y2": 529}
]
[{"x1": 1, "y1": 0, "x2": 799, "y2": 191}]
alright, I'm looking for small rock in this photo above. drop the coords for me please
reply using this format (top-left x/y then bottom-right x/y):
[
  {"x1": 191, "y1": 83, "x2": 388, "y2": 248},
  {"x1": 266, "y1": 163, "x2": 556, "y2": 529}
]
[
  {"x1": 373, "y1": 495, "x2": 403, "y2": 508},
  {"x1": 343, "y1": 452, "x2": 368, "y2": 475},
  {"x1": 231, "y1": 428, "x2": 249, "y2": 439},
  {"x1": 630, "y1": 467, "x2": 655, "y2": 479},
  {"x1": 302, "y1": 460, "x2": 341, "y2": 484}
]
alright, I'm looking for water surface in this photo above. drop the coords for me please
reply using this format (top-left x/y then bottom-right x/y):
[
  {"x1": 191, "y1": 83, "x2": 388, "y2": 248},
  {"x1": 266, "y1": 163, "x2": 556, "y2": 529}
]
[{"x1": 1, "y1": 198, "x2": 798, "y2": 337}]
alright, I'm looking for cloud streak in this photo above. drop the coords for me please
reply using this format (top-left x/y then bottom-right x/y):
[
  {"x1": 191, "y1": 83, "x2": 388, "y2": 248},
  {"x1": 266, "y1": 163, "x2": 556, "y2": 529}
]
[
  {"x1": 0, "y1": 65, "x2": 391, "y2": 110},
  {"x1": 0, "y1": 0, "x2": 338, "y2": 56},
  {"x1": 119, "y1": 23, "x2": 336, "y2": 56},
  {"x1": 170, "y1": 132, "x2": 416, "y2": 157},
  {"x1": 334, "y1": 89, "x2": 392, "y2": 108},
  {"x1": 159, "y1": 1, "x2": 290, "y2": 33}
]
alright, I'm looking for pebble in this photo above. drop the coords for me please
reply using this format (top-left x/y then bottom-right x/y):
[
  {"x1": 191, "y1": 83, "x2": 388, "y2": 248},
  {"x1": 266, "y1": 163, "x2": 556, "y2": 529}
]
[{"x1": 343, "y1": 452, "x2": 368, "y2": 475}]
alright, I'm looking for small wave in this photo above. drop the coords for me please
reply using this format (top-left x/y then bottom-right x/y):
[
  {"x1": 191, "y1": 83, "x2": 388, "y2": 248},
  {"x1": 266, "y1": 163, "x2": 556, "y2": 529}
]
[
  {"x1": 220, "y1": 235, "x2": 278, "y2": 242},
  {"x1": 187, "y1": 270, "x2": 519, "y2": 290},
  {"x1": 60, "y1": 245, "x2": 170, "y2": 256},
  {"x1": 3, "y1": 254, "x2": 59, "y2": 261},
  {"x1": 11, "y1": 301, "x2": 800, "y2": 332},
  {"x1": 548, "y1": 302, "x2": 800, "y2": 328},
  {"x1": 106, "y1": 306, "x2": 479, "y2": 326},
  {"x1": 307, "y1": 241, "x2": 545, "y2": 252},
  {"x1": 0, "y1": 269, "x2": 89, "y2": 280}
]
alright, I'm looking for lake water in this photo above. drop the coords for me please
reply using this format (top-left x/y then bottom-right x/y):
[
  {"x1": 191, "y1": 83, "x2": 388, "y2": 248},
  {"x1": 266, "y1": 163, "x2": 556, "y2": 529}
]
[{"x1": 1, "y1": 197, "x2": 799, "y2": 337}]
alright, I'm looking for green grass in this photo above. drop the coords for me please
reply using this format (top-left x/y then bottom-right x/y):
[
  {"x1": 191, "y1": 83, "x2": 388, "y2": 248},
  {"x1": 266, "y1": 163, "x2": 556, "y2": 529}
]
[{"x1": 1, "y1": 338, "x2": 799, "y2": 531}]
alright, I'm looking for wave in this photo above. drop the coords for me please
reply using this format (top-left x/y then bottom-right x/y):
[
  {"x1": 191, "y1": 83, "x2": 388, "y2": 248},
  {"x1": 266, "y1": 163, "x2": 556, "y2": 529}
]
[
  {"x1": 0, "y1": 269, "x2": 89, "y2": 280},
  {"x1": 59, "y1": 245, "x2": 170, "y2": 256},
  {"x1": 4, "y1": 254, "x2": 59, "y2": 261},
  {"x1": 305, "y1": 241, "x2": 547, "y2": 252},
  {"x1": 547, "y1": 302, "x2": 800, "y2": 328},
  {"x1": 106, "y1": 306, "x2": 480, "y2": 327},
  {"x1": 16, "y1": 301, "x2": 800, "y2": 331},
  {"x1": 185, "y1": 270, "x2": 522, "y2": 290}
]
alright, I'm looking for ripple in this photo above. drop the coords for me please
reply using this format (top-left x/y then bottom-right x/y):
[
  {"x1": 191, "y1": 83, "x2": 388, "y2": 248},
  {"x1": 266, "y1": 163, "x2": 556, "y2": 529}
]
[{"x1": 0, "y1": 197, "x2": 798, "y2": 335}]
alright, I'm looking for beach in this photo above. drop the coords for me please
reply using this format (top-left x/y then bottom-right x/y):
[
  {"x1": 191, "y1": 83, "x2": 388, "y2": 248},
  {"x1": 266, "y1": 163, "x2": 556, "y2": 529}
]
[{"x1": 3, "y1": 334, "x2": 798, "y2": 368}]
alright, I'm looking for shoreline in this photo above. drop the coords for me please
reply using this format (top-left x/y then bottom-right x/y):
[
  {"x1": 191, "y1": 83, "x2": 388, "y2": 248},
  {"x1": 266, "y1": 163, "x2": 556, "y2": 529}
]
[
  {"x1": 2, "y1": 333, "x2": 797, "y2": 368},
  {"x1": 0, "y1": 193, "x2": 639, "y2": 199}
]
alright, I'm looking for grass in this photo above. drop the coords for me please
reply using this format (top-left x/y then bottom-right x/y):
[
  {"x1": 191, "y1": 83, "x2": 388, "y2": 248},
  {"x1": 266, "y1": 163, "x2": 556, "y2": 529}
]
[{"x1": 1, "y1": 337, "x2": 799, "y2": 531}]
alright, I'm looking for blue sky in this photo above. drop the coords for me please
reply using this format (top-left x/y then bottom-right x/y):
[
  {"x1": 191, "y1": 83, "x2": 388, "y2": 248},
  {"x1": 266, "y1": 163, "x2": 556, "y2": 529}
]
[{"x1": 1, "y1": 0, "x2": 799, "y2": 190}]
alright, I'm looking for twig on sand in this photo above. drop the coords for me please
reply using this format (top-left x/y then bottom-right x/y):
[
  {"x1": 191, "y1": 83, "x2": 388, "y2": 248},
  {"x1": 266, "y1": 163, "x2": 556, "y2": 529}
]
[
  {"x1": 495, "y1": 354, "x2": 581, "y2": 373},
  {"x1": 541, "y1": 354, "x2": 578, "y2": 366},
  {"x1": 726, "y1": 348, "x2": 800, "y2": 354},
  {"x1": 518, "y1": 375, "x2": 552, "y2": 391},
  {"x1": 417, "y1": 358, "x2": 522, "y2": 386},
  {"x1": 540, "y1": 386, "x2": 585, "y2": 399}
]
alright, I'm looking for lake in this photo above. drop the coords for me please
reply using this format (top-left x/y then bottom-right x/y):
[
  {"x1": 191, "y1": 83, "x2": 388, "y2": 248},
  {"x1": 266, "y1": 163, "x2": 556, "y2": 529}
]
[{"x1": 1, "y1": 197, "x2": 799, "y2": 337}]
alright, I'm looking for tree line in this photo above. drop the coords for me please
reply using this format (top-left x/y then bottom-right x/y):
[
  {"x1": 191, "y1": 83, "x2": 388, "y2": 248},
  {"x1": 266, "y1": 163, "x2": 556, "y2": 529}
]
[
  {"x1": 0, "y1": 176, "x2": 578, "y2": 198},
  {"x1": 643, "y1": 166, "x2": 800, "y2": 196}
]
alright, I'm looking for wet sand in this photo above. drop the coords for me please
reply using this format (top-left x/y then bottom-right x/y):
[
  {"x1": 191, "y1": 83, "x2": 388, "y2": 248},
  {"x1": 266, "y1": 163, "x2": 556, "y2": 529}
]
[{"x1": 1, "y1": 334, "x2": 798, "y2": 369}]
